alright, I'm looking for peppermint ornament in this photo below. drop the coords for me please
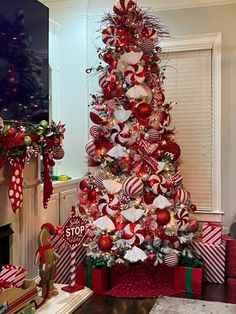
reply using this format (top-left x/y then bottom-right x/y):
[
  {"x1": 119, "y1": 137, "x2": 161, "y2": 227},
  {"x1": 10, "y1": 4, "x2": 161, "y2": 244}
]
[
  {"x1": 94, "y1": 174, "x2": 107, "y2": 188},
  {"x1": 102, "y1": 26, "x2": 126, "y2": 47},
  {"x1": 89, "y1": 126, "x2": 101, "y2": 139},
  {"x1": 164, "y1": 252, "x2": 179, "y2": 267},
  {"x1": 174, "y1": 207, "x2": 189, "y2": 228},
  {"x1": 147, "y1": 128, "x2": 159, "y2": 142},
  {"x1": 90, "y1": 105, "x2": 103, "y2": 125},
  {"x1": 141, "y1": 27, "x2": 158, "y2": 40},
  {"x1": 170, "y1": 171, "x2": 183, "y2": 187},
  {"x1": 149, "y1": 174, "x2": 167, "y2": 195},
  {"x1": 111, "y1": 123, "x2": 131, "y2": 144},
  {"x1": 98, "y1": 194, "x2": 119, "y2": 217},
  {"x1": 122, "y1": 176, "x2": 144, "y2": 198},
  {"x1": 123, "y1": 223, "x2": 145, "y2": 246},
  {"x1": 124, "y1": 64, "x2": 145, "y2": 85},
  {"x1": 113, "y1": 0, "x2": 137, "y2": 15}
]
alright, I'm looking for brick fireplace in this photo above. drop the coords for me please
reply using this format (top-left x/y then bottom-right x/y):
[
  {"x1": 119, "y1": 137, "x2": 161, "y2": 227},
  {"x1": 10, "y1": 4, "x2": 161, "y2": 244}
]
[{"x1": 0, "y1": 158, "x2": 41, "y2": 278}]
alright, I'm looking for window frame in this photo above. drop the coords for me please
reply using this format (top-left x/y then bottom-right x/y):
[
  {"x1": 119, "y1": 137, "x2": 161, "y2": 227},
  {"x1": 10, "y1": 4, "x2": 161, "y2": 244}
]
[{"x1": 160, "y1": 33, "x2": 223, "y2": 222}]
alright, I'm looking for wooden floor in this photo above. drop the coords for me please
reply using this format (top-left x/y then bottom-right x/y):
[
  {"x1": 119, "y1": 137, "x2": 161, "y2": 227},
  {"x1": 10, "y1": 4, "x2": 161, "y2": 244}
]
[{"x1": 73, "y1": 279, "x2": 236, "y2": 314}]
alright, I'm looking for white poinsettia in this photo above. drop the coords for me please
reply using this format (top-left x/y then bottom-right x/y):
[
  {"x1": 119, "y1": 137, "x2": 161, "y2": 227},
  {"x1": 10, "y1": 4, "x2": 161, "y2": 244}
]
[
  {"x1": 94, "y1": 216, "x2": 115, "y2": 230},
  {"x1": 103, "y1": 179, "x2": 122, "y2": 194},
  {"x1": 114, "y1": 109, "x2": 132, "y2": 123},
  {"x1": 153, "y1": 195, "x2": 172, "y2": 209},
  {"x1": 121, "y1": 207, "x2": 145, "y2": 223},
  {"x1": 126, "y1": 84, "x2": 148, "y2": 99},
  {"x1": 107, "y1": 144, "x2": 129, "y2": 158},
  {"x1": 124, "y1": 246, "x2": 147, "y2": 262}
]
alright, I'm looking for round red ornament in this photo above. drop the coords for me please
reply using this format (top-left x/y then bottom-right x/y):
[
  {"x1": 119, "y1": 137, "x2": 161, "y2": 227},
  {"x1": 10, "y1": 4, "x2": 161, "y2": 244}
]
[
  {"x1": 147, "y1": 253, "x2": 157, "y2": 262},
  {"x1": 136, "y1": 103, "x2": 152, "y2": 119},
  {"x1": 98, "y1": 235, "x2": 113, "y2": 252},
  {"x1": 190, "y1": 203, "x2": 197, "y2": 212},
  {"x1": 53, "y1": 147, "x2": 65, "y2": 160},
  {"x1": 53, "y1": 138, "x2": 61, "y2": 147},
  {"x1": 162, "y1": 141, "x2": 181, "y2": 161},
  {"x1": 156, "y1": 228, "x2": 165, "y2": 240},
  {"x1": 103, "y1": 51, "x2": 113, "y2": 64},
  {"x1": 87, "y1": 189, "x2": 97, "y2": 203},
  {"x1": 8, "y1": 127, "x2": 16, "y2": 136},
  {"x1": 156, "y1": 209, "x2": 171, "y2": 226},
  {"x1": 188, "y1": 218, "x2": 199, "y2": 233},
  {"x1": 79, "y1": 177, "x2": 89, "y2": 191},
  {"x1": 144, "y1": 191, "x2": 155, "y2": 205}
]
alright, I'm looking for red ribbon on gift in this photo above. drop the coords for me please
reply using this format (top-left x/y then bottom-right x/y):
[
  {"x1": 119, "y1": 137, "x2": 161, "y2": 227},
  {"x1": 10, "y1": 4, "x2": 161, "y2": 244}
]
[{"x1": 207, "y1": 221, "x2": 222, "y2": 230}]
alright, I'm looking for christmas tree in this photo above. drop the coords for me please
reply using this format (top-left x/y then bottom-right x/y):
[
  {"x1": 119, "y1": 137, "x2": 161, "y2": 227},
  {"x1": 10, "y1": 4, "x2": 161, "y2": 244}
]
[{"x1": 79, "y1": 0, "x2": 198, "y2": 267}]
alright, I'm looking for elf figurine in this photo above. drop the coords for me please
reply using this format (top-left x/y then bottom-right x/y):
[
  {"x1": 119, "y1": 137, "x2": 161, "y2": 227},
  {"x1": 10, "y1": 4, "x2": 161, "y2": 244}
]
[{"x1": 35, "y1": 223, "x2": 60, "y2": 299}]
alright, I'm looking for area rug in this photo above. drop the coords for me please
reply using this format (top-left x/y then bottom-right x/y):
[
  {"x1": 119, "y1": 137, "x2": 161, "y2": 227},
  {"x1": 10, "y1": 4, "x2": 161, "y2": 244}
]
[
  {"x1": 149, "y1": 296, "x2": 236, "y2": 314},
  {"x1": 106, "y1": 263, "x2": 176, "y2": 298}
]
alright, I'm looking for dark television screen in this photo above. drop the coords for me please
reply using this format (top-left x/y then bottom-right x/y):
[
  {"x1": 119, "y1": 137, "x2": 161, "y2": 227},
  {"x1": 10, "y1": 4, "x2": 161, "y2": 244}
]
[{"x1": 0, "y1": 0, "x2": 49, "y2": 123}]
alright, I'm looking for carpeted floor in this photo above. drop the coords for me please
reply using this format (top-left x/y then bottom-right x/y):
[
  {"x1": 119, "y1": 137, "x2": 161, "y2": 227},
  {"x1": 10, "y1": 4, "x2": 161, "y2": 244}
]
[{"x1": 149, "y1": 296, "x2": 236, "y2": 314}]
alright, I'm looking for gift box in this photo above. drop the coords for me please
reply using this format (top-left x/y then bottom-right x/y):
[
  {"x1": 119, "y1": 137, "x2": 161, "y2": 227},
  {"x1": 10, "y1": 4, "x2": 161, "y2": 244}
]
[
  {"x1": 192, "y1": 239, "x2": 226, "y2": 284},
  {"x1": 77, "y1": 264, "x2": 109, "y2": 295},
  {"x1": 222, "y1": 235, "x2": 236, "y2": 278},
  {"x1": 174, "y1": 266, "x2": 202, "y2": 295},
  {"x1": 202, "y1": 222, "x2": 222, "y2": 245},
  {"x1": 0, "y1": 265, "x2": 26, "y2": 288}
]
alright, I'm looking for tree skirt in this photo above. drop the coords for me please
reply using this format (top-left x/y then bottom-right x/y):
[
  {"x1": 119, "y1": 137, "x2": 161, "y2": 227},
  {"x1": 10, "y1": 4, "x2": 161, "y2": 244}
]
[
  {"x1": 106, "y1": 263, "x2": 176, "y2": 298},
  {"x1": 149, "y1": 296, "x2": 236, "y2": 314}
]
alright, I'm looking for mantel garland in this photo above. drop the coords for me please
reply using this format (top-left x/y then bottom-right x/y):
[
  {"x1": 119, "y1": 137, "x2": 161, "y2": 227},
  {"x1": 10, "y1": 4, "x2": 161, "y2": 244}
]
[{"x1": 0, "y1": 117, "x2": 66, "y2": 213}]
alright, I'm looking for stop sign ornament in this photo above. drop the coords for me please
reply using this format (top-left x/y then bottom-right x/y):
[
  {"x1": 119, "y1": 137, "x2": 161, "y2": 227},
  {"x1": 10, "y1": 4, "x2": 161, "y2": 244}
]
[{"x1": 62, "y1": 207, "x2": 87, "y2": 246}]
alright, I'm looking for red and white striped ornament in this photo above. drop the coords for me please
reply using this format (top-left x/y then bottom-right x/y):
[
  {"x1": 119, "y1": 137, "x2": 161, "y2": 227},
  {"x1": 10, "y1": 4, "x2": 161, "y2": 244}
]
[
  {"x1": 99, "y1": 72, "x2": 107, "y2": 88},
  {"x1": 141, "y1": 27, "x2": 158, "y2": 40},
  {"x1": 147, "y1": 128, "x2": 159, "y2": 142},
  {"x1": 202, "y1": 222, "x2": 222, "y2": 245},
  {"x1": 124, "y1": 64, "x2": 145, "y2": 85},
  {"x1": 94, "y1": 174, "x2": 107, "y2": 189},
  {"x1": 123, "y1": 223, "x2": 145, "y2": 245},
  {"x1": 192, "y1": 240, "x2": 225, "y2": 284},
  {"x1": 149, "y1": 174, "x2": 167, "y2": 195},
  {"x1": 98, "y1": 194, "x2": 119, "y2": 217},
  {"x1": 102, "y1": 26, "x2": 121, "y2": 47},
  {"x1": 140, "y1": 39, "x2": 155, "y2": 54},
  {"x1": 164, "y1": 252, "x2": 179, "y2": 267},
  {"x1": 122, "y1": 176, "x2": 144, "y2": 198},
  {"x1": 111, "y1": 123, "x2": 131, "y2": 144},
  {"x1": 85, "y1": 139, "x2": 96, "y2": 158},
  {"x1": 113, "y1": 0, "x2": 137, "y2": 15},
  {"x1": 53, "y1": 147, "x2": 65, "y2": 160},
  {"x1": 175, "y1": 188, "x2": 190, "y2": 205},
  {"x1": 174, "y1": 207, "x2": 189, "y2": 228},
  {"x1": 170, "y1": 171, "x2": 183, "y2": 187}
]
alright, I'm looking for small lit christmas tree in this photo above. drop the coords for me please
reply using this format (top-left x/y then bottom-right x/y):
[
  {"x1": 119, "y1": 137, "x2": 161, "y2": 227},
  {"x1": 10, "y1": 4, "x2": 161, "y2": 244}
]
[{"x1": 79, "y1": 0, "x2": 198, "y2": 267}]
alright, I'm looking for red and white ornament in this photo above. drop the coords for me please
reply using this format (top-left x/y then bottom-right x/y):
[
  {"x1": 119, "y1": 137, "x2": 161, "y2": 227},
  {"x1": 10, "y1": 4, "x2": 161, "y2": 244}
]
[
  {"x1": 175, "y1": 188, "x2": 190, "y2": 205},
  {"x1": 170, "y1": 171, "x2": 183, "y2": 187},
  {"x1": 90, "y1": 105, "x2": 103, "y2": 125},
  {"x1": 89, "y1": 126, "x2": 101, "y2": 139},
  {"x1": 123, "y1": 223, "x2": 145, "y2": 246},
  {"x1": 122, "y1": 176, "x2": 144, "y2": 198},
  {"x1": 140, "y1": 39, "x2": 155, "y2": 54},
  {"x1": 98, "y1": 194, "x2": 119, "y2": 217},
  {"x1": 113, "y1": 0, "x2": 137, "y2": 15},
  {"x1": 147, "y1": 128, "x2": 159, "y2": 142},
  {"x1": 164, "y1": 252, "x2": 179, "y2": 267},
  {"x1": 53, "y1": 146, "x2": 65, "y2": 160},
  {"x1": 174, "y1": 207, "x2": 189, "y2": 228},
  {"x1": 102, "y1": 26, "x2": 120, "y2": 47},
  {"x1": 149, "y1": 174, "x2": 167, "y2": 195},
  {"x1": 151, "y1": 111, "x2": 170, "y2": 132},
  {"x1": 111, "y1": 123, "x2": 131, "y2": 144},
  {"x1": 98, "y1": 234, "x2": 113, "y2": 252},
  {"x1": 156, "y1": 209, "x2": 171, "y2": 226},
  {"x1": 124, "y1": 64, "x2": 145, "y2": 85},
  {"x1": 85, "y1": 139, "x2": 97, "y2": 158}
]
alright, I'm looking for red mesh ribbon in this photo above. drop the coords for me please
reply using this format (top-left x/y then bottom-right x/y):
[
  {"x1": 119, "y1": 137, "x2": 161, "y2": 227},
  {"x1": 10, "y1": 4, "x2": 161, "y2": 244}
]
[
  {"x1": 43, "y1": 152, "x2": 54, "y2": 208},
  {"x1": 8, "y1": 156, "x2": 25, "y2": 214}
]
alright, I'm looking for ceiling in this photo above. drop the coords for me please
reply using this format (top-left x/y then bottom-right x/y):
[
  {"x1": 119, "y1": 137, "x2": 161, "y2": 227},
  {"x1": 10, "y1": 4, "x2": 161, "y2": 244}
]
[{"x1": 40, "y1": 0, "x2": 236, "y2": 16}]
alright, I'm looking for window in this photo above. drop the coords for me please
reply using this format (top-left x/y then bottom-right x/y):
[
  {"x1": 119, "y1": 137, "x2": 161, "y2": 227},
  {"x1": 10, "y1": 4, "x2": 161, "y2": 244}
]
[{"x1": 160, "y1": 34, "x2": 222, "y2": 220}]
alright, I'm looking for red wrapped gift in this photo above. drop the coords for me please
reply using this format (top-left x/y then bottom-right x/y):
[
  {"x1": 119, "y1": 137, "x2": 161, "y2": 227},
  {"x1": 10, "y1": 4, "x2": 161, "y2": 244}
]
[
  {"x1": 0, "y1": 265, "x2": 26, "y2": 288},
  {"x1": 222, "y1": 235, "x2": 236, "y2": 278},
  {"x1": 202, "y1": 222, "x2": 222, "y2": 245},
  {"x1": 174, "y1": 266, "x2": 202, "y2": 295},
  {"x1": 192, "y1": 239, "x2": 226, "y2": 284},
  {"x1": 77, "y1": 264, "x2": 109, "y2": 295}
]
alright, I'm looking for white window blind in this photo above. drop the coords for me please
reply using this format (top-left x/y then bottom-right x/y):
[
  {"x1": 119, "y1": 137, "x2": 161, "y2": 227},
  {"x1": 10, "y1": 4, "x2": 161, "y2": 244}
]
[{"x1": 162, "y1": 49, "x2": 212, "y2": 211}]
